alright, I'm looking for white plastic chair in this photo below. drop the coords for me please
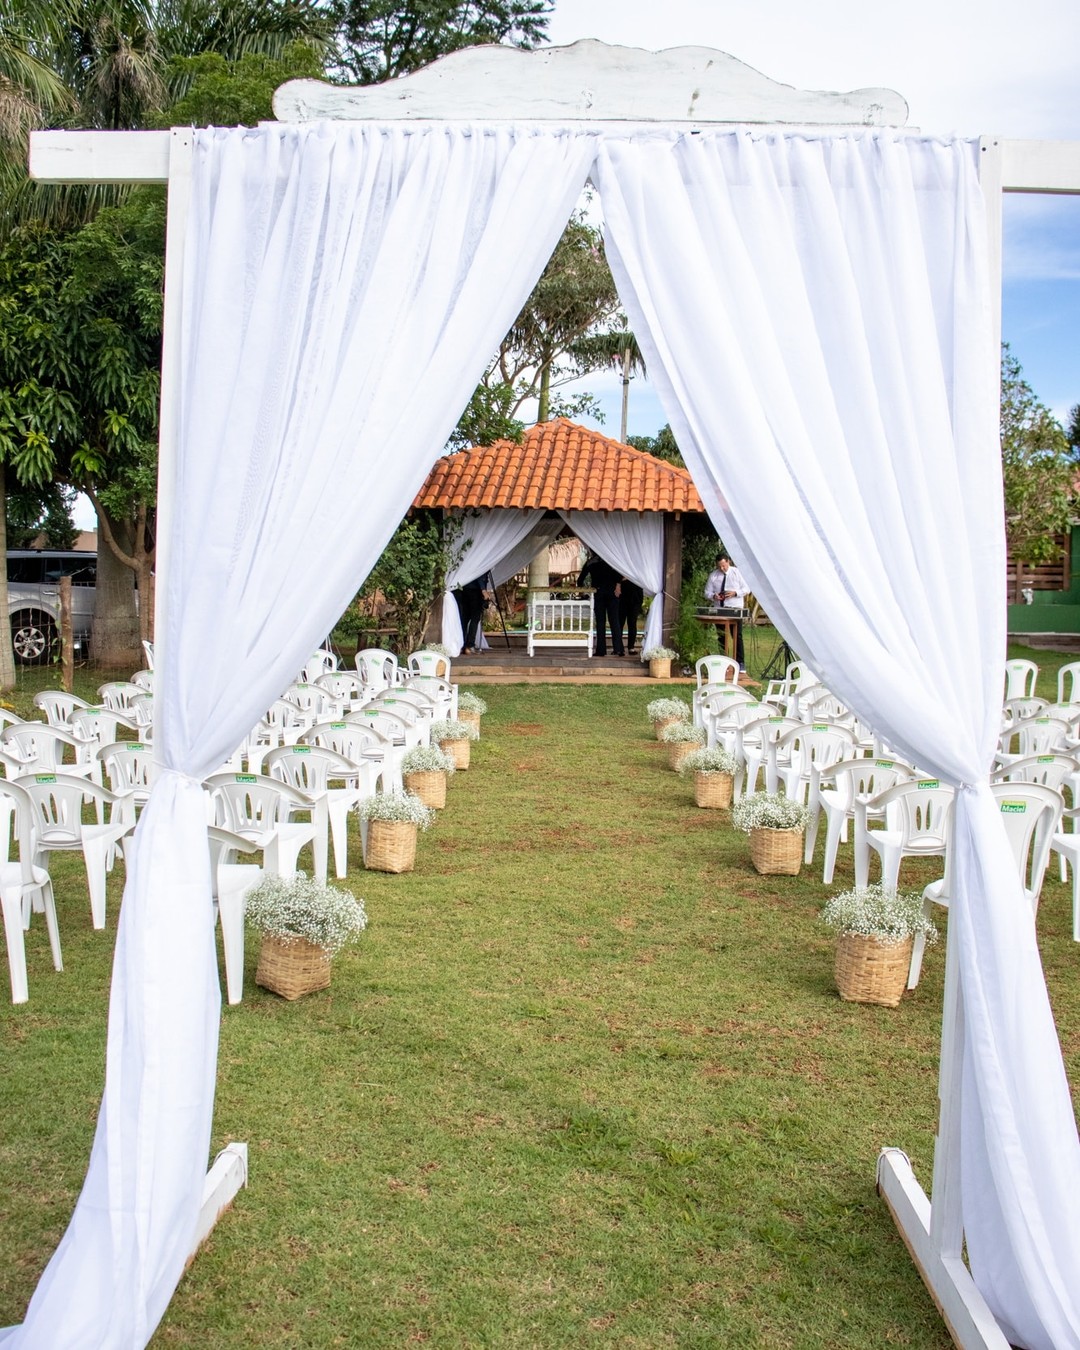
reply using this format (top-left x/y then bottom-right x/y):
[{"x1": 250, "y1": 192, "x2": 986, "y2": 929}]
[
  {"x1": 997, "y1": 715, "x2": 1071, "y2": 766},
  {"x1": 774, "y1": 722, "x2": 859, "y2": 806},
  {"x1": 693, "y1": 681, "x2": 754, "y2": 729},
  {"x1": 300, "y1": 649, "x2": 340, "y2": 683},
  {"x1": 1001, "y1": 696, "x2": 1049, "y2": 726},
  {"x1": 1003, "y1": 658, "x2": 1038, "y2": 700},
  {"x1": 282, "y1": 682, "x2": 338, "y2": 726},
  {"x1": 17, "y1": 772, "x2": 135, "y2": 930},
  {"x1": 97, "y1": 681, "x2": 143, "y2": 714},
  {"x1": 97, "y1": 740, "x2": 156, "y2": 814},
  {"x1": 1057, "y1": 662, "x2": 1080, "y2": 705},
  {"x1": 208, "y1": 826, "x2": 264, "y2": 1005},
  {"x1": 130, "y1": 692, "x2": 155, "y2": 731},
  {"x1": 734, "y1": 714, "x2": 803, "y2": 798},
  {"x1": 402, "y1": 675, "x2": 457, "y2": 720},
  {"x1": 265, "y1": 744, "x2": 378, "y2": 879},
  {"x1": 801, "y1": 690, "x2": 851, "y2": 723},
  {"x1": 141, "y1": 638, "x2": 154, "y2": 669},
  {"x1": 408, "y1": 649, "x2": 451, "y2": 680},
  {"x1": 350, "y1": 704, "x2": 426, "y2": 751},
  {"x1": 316, "y1": 670, "x2": 367, "y2": 713},
  {"x1": 204, "y1": 773, "x2": 320, "y2": 879},
  {"x1": 33, "y1": 691, "x2": 90, "y2": 728},
  {"x1": 696, "y1": 655, "x2": 739, "y2": 688},
  {"x1": 130, "y1": 669, "x2": 154, "y2": 692},
  {"x1": 0, "y1": 780, "x2": 61, "y2": 1005},
  {"x1": 909, "y1": 781, "x2": 1062, "y2": 987},
  {"x1": 375, "y1": 690, "x2": 437, "y2": 723},
  {"x1": 302, "y1": 721, "x2": 392, "y2": 793},
  {"x1": 854, "y1": 779, "x2": 955, "y2": 891},
  {"x1": 2, "y1": 722, "x2": 97, "y2": 781},
  {"x1": 762, "y1": 662, "x2": 820, "y2": 717},
  {"x1": 806, "y1": 756, "x2": 917, "y2": 884},
  {"x1": 703, "y1": 698, "x2": 761, "y2": 754},
  {"x1": 355, "y1": 648, "x2": 401, "y2": 693}
]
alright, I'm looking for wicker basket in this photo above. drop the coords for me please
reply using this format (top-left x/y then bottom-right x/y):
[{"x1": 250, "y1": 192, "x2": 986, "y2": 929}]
[
  {"x1": 667, "y1": 739, "x2": 699, "y2": 771},
  {"x1": 458, "y1": 710, "x2": 481, "y2": 737},
  {"x1": 653, "y1": 715, "x2": 682, "y2": 740},
  {"x1": 694, "y1": 771, "x2": 734, "y2": 809},
  {"x1": 834, "y1": 934, "x2": 913, "y2": 1007},
  {"x1": 403, "y1": 769, "x2": 447, "y2": 809},
  {"x1": 255, "y1": 934, "x2": 331, "y2": 1000},
  {"x1": 649, "y1": 657, "x2": 672, "y2": 679},
  {"x1": 748, "y1": 825, "x2": 804, "y2": 875},
  {"x1": 438, "y1": 736, "x2": 471, "y2": 770},
  {"x1": 365, "y1": 818, "x2": 418, "y2": 873}
]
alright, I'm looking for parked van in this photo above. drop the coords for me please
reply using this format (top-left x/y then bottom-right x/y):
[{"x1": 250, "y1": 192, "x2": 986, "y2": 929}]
[{"x1": 7, "y1": 550, "x2": 95, "y2": 664}]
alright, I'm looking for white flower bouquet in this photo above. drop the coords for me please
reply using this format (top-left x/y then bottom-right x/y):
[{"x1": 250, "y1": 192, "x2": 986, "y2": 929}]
[
  {"x1": 731, "y1": 791, "x2": 809, "y2": 833},
  {"x1": 401, "y1": 745, "x2": 456, "y2": 776},
  {"x1": 820, "y1": 883, "x2": 938, "y2": 947},
  {"x1": 358, "y1": 791, "x2": 435, "y2": 829},
  {"x1": 677, "y1": 746, "x2": 737, "y2": 777},
  {"x1": 659, "y1": 721, "x2": 706, "y2": 745},
  {"x1": 245, "y1": 873, "x2": 368, "y2": 958},
  {"x1": 456, "y1": 691, "x2": 488, "y2": 716},
  {"x1": 430, "y1": 717, "x2": 480, "y2": 743},
  {"x1": 642, "y1": 646, "x2": 679, "y2": 661},
  {"x1": 646, "y1": 697, "x2": 690, "y2": 724}
]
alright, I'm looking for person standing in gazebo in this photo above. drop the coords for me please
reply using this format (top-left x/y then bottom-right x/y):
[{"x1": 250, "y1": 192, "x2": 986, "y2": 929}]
[
  {"x1": 578, "y1": 550, "x2": 624, "y2": 658},
  {"x1": 618, "y1": 576, "x2": 644, "y2": 656}
]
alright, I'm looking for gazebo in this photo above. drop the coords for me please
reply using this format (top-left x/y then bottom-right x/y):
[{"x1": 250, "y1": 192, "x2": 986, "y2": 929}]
[{"x1": 412, "y1": 417, "x2": 706, "y2": 656}]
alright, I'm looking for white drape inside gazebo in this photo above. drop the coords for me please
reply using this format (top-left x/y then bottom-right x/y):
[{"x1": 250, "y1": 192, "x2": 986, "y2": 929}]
[
  {"x1": 559, "y1": 509, "x2": 665, "y2": 657},
  {"x1": 6, "y1": 121, "x2": 1080, "y2": 1350},
  {"x1": 597, "y1": 127, "x2": 1080, "y2": 1350}
]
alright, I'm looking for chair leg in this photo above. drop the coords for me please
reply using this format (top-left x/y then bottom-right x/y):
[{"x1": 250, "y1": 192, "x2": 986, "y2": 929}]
[
  {"x1": 822, "y1": 812, "x2": 844, "y2": 886},
  {"x1": 328, "y1": 800, "x2": 351, "y2": 879},
  {"x1": 907, "y1": 898, "x2": 935, "y2": 989},
  {"x1": 82, "y1": 839, "x2": 110, "y2": 929},
  {"x1": 216, "y1": 875, "x2": 252, "y2": 1005},
  {"x1": 39, "y1": 880, "x2": 62, "y2": 972},
  {"x1": 2, "y1": 891, "x2": 28, "y2": 1004},
  {"x1": 804, "y1": 798, "x2": 821, "y2": 863}
]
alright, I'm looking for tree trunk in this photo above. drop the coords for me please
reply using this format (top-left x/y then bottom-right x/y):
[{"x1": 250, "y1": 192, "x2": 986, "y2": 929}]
[
  {"x1": 0, "y1": 463, "x2": 15, "y2": 691},
  {"x1": 620, "y1": 345, "x2": 632, "y2": 443},
  {"x1": 92, "y1": 506, "x2": 141, "y2": 669}
]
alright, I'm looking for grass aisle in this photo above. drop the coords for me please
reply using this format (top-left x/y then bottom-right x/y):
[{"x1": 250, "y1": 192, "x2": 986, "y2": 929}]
[{"x1": 3, "y1": 673, "x2": 1079, "y2": 1346}]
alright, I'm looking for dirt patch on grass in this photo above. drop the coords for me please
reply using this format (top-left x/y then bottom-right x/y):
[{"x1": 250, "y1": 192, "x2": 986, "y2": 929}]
[{"x1": 507, "y1": 723, "x2": 544, "y2": 735}]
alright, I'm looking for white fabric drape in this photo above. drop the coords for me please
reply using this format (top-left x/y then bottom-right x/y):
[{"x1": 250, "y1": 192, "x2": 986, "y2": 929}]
[
  {"x1": 440, "y1": 509, "x2": 547, "y2": 656},
  {"x1": 558, "y1": 510, "x2": 665, "y2": 656},
  {"x1": 490, "y1": 515, "x2": 566, "y2": 587},
  {"x1": 2, "y1": 121, "x2": 596, "y2": 1349},
  {"x1": 597, "y1": 127, "x2": 1080, "y2": 1350}
]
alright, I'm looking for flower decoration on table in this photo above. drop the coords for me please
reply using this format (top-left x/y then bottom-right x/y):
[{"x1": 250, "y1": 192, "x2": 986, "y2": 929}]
[
  {"x1": 659, "y1": 719, "x2": 706, "y2": 770},
  {"x1": 731, "y1": 791, "x2": 809, "y2": 875},
  {"x1": 245, "y1": 872, "x2": 368, "y2": 999},
  {"x1": 400, "y1": 744, "x2": 456, "y2": 809},
  {"x1": 820, "y1": 883, "x2": 938, "y2": 1007},
  {"x1": 430, "y1": 716, "x2": 480, "y2": 769},
  {"x1": 646, "y1": 696, "x2": 691, "y2": 739},
  {"x1": 642, "y1": 645, "x2": 679, "y2": 679}
]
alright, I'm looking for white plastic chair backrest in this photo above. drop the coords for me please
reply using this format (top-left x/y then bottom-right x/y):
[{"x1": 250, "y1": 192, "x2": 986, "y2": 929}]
[
  {"x1": 300, "y1": 649, "x2": 339, "y2": 683},
  {"x1": 69, "y1": 706, "x2": 137, "y2": 747},
  {"x1": 207, "y1": 824, "x2": 261, "y2": 875},
  {"x1": 825, "y1": 756, "x2": 917, "y2": 811},
  {"x1": 2, "y1": 723, "x2": 80, "y2": 771},
  {"x1": 696, "y1": 655, "x2": 739, "y2": 689},
  {"x1": 130, "y1": 669, "x2": 154, "y2": 691},
  {"x1": 142, "y1": 638, "x2": 154, "y2": 669},
  {"x1": 1004, "y1": 658, "x2": 1038, "y2": 700},
  {"x1": 408, "y1": 650, "x2": 451, "y2": 680},
  {"x1": 699, "y1": 684, "x2": 755, "y2": 711},
  {"x1": 316, "y1": 671, "x2": 365, "y2": 705},
  {"x1": 265, "y1": 744, "x2": 358, "y2": 794},
  {"x1": 97, "y1": 681, "x2": 142, "y2": 713},
  {"x1": 1057, "y1": 662, "x2": 1080, "y2": 705},
  {"x1": 740, "y1": 712, "x2": 803, "y2": 748},
  {"x1": 355, "y1": 648, "x2": 399, "y2": 691},
  {"x1": 32, "y1": 691, "x2": 89, "y2": 727},
  {"x1": 204, "y1": 772, "x2": 312, "y2": 833},
  {"x1": 1015, "y1": 716, "x2": 1070, "y2": 757},
  {"x1": 707, "y1": 700, "x2": 762, "y2": 731},
  {"x1": 777, "y1": 723, "x2": 858, "y2": 775},
  {"x1": 0, "y1": 779, "x2": 45, "y2": 885},
  {"x1": 97, "y1": 741, "x2": 155, "y2": 797},
  {"x1": 351, "y1": 706, "x2": 411, "y2": 743},
  {"x1": 403, "y1": 675, "x2": 455, "y2": 714},
  {"x1": 303, "y1": 719, "x2": 389, "y2": 760},
  {"x1": 1040, "y1": 702, "x2": 1080, "y2": 728},
  {"x1": 992, "y1": 752, "x2": 1080, "y2": 793},
  {"x1": 803, "y1": 691, "x2": 850, "y2": 722},
  {"x1": 374, "y1": 693, "x2": 431, "y2": 722},
  {"x1": 263, "y1": 698, "x2": 306, "y2": 737},
  {"x1": 877, "y1": 779, "x2": 954, "y2": 844},
  {"x1": 130, "y1": 692, "x2": 155, "y2": 728},
  {"x1": 282, "y1": 683, "x2": 334, "y2": 719},
  {"x1": 1001, "y1": 696, "x2": 1049, "y2": 727},
  {"x1": 18, "y1": 772, "x2": 120, "y2": 844},
  {"x1": 989, "y1": 780, "x2": 1062, "y2": 899}
]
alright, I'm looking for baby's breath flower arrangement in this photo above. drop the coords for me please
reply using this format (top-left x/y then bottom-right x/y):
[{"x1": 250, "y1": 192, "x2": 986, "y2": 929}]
[
  {"x1": 400, "y1": 745, "x2": 456, "y2": 776},
  {"x1": 456, "y1": 691, "x2": 488, "y2": 716},
  {"x1": 647, "y1": 697, "x2": 690, "y2": 724},
  {"x1": 245, "y1": 873, "x2": 368, "y2": 957},
  {"x1": 659, "y1": 721, "x2": 706, "y2": 745},
  {"x1": 731, "y1": 791, "x2": 809, "y2": 833},
  {"x1": 642, "y1": 646, "x2": 679, "y2": 661},
  {"x1": 677, "y1": 746, "x2": 737, "y2": 777},
  {"x1": 820, "y1": 884, "x2": 938, "y2": 947},
  {"x1": 430, "y1": 718, "x2": 480, "y2": 743},
  {"x1": 358, "y1": 791, "x2": 435, "y2": 829},
  {"x1": 423, "y1": 643, "x2": 451, "y2": 658}
]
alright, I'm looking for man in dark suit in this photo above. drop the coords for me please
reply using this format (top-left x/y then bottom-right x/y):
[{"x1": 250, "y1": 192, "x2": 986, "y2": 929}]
[{"x1": 578, "y1": 551, "x2": 624, "y2": 657}]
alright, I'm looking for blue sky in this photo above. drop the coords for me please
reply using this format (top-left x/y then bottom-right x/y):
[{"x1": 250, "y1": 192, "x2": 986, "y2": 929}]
[{"x1": 544, "y1": 0, "x2": 1080, "y2": 435}]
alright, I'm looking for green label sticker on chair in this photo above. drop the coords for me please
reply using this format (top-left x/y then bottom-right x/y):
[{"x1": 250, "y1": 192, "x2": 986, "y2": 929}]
[
  {"x1": 812, "y1": 724, "x2": 828, "y2": 731},
  {"x1": 875, "y1": 760, "x2": 895, "y2": 768},
  {"x1": 1038, "y1": 755, "x2": 1055, "y2": 763},
  {"x1": 918, "y1": 780, "x2": 940, "y2": 789},
  {"x1": 769, "y1": 717, "x2": 783, "y2": 724},
  {"x1": 293, "y1": 746, "x2": 310, "y2": 754},
  {"x1": 1037, "y1": 718, "x2": 1051, "y2": 724},
  {"x1": 235, "y1": 774, "x2": 256, "y2": 783},
  {"x1": 130, "y1": 744, "x2": 144, "y2": 752},
  {"x1": 1001, "y1": 801, "x2": 1027, "y2": 813},
  {"x1": 35, "y1": 774, "x2": 56, "y2": 784},
  {"x1": 86, "y1": 709, "x2": 101, "y2": 716},
  {"x1": 331, "y1": 722, "x2": 346, "y2": 729}
]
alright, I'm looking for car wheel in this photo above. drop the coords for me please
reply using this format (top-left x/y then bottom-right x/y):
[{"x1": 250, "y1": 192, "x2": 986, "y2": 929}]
[{"x1": 11, "y1": 612, "x2": 57, "y2": 666}]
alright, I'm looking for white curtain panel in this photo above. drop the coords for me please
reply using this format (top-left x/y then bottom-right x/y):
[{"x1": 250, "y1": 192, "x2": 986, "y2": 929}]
[
  {"x1": 597, "y1": 128, "x2": 1080, "y2": 1349},
  {"x1": 559, "y1": 510, "x2": 665, "y2": 656},
  {"x1": 489, "y1": 515, "x2": 566, "y2": 587},
  {"x1": 0, "y1": 122, "x2": 597, "y2": 1349},
  {"x1": 440, "y1": 508, "x2": 547, "y2": 655}
]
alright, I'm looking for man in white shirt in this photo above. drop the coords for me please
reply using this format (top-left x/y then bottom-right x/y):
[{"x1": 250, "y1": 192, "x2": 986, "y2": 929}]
[{"x1": 703, "y1": 554, "x2": 748, "y2": 666}]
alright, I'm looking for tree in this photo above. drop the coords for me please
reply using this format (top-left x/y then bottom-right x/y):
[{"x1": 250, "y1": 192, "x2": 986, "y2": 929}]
[
  {"x1": 6, "y1": 481, "x2": 78, "y2": 548},
  {"x1": 1067, "y1": 403, "x2": 1080, "y2": 458},
  {"x1": 627, "y1": 423, "x2": 684, "y2": 469},
  {"x1": 1001, "y1": 344, "x2": 1075, "y2": 600},
  {"x1": 331, "y1": 0, "x2": 549, "y2": 84},
  {"x1": 570, "y1": 324, "x2": 645, "y2": 442}
]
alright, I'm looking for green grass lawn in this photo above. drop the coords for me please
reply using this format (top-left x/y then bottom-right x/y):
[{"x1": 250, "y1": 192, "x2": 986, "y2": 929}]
[{"x1": 0, "y1": 651, "x2": 1078, "y2": 1347}]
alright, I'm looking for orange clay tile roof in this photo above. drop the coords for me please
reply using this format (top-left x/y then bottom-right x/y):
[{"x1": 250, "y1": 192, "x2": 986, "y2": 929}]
[{"x1": 413, "y1": 418, "x2": 704, "y2": 515}]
